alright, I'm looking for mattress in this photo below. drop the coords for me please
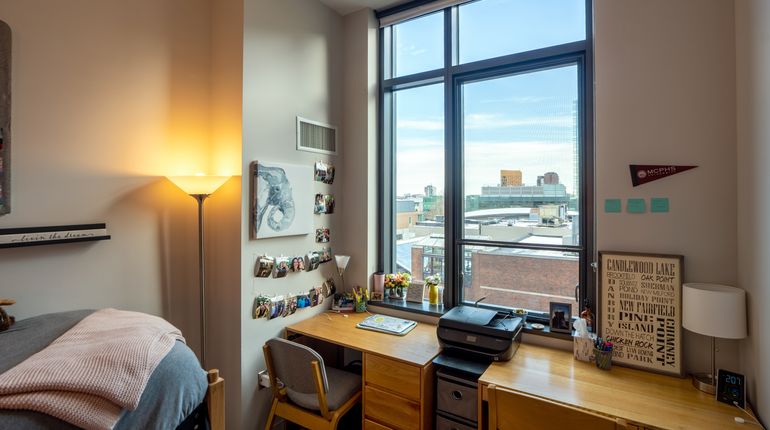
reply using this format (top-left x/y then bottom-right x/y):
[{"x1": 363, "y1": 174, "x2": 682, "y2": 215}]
[{"x1": 0, "y1": 310, "x2": 208, "y2": 430}]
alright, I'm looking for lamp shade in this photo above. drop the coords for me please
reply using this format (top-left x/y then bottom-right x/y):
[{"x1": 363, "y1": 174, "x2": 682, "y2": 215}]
[
  {"x1": 682, "y1": 283, "x2": 747, "y2": 339},
  {"x1": 335, "y1": 255, "x2": 350, "y2": 273},
  {"x1": 167, "y1": 175, "x2": 230, "y2": 195}
]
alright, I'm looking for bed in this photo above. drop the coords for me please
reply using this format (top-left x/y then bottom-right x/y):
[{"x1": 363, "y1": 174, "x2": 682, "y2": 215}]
[{"x1": 0, "y1": 310, "x2": 224, "y2": 430}]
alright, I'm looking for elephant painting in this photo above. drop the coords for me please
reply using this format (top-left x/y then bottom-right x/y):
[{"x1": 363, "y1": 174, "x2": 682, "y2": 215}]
[{"x1": 251, "y1": 161, "x2": 312, "y2": 239}]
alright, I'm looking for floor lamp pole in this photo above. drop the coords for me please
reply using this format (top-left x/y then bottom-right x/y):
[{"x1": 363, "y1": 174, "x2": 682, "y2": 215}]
[{"x1": 193, "y1": 193, "x2": 208, "y2": 369}]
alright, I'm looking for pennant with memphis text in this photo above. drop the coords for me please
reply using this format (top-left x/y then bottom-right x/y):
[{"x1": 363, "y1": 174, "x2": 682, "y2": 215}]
[{"x1": 629, "y1": 165, "x2": 697, "y2": 187}]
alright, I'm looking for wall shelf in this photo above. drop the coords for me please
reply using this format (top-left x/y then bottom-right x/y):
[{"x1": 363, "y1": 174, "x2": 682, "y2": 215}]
[{"x1": 0, "y1": 223, "x2": 110, "y2": 249}]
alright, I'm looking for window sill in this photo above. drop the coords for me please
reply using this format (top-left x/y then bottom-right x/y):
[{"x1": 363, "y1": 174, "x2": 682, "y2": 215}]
[{"x1": 368, "y1": 298, "x2": 445, "y2": 317}]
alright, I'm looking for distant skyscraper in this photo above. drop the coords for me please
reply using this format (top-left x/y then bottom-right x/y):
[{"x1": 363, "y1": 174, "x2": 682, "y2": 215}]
[
  {"x1": 537, "y1": 175, "x2": 545, "y2": 187},
  {"x1": 500, "y1": 170, "x2": 523, "y2": 186},
  {"x1": 544, "y1": 172, "x2": 559, "y2": 185},
  {"x1": 425, "y1": 184, "x2": 436, "y2": 197}
]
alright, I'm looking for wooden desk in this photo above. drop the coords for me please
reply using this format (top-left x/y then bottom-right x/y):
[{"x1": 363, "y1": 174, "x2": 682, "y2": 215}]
[
  {"x1": 286, "y1": 312, "x2": 441, "y2": 430},
  {"x1": 479, "y1": 344, "x2": 752, "y2": 430}
]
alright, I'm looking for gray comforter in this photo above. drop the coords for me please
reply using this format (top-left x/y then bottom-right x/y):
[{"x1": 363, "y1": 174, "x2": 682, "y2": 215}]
[{"x1": 0, "y1": 310, "x2": 207, "y2": 430}]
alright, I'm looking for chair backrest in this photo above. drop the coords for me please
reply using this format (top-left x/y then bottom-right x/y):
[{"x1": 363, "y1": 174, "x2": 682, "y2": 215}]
[
  {"x1": 488, "y1": 384, "x2": 624, "y2": 430},
  {"x1": 265, "y1": 338, "x2": 329, "y2": 397}
]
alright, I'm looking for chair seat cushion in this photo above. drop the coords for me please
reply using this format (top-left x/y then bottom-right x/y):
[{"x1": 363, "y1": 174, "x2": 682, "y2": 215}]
[{"x1": 288, "y1": 366, "x2": 361, "y2": 411}]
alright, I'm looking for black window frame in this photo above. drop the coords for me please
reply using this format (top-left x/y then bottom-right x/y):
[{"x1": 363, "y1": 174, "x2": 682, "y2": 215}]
[{"x1": 377, "y1": 0, "x2": 595, "y2": 326}]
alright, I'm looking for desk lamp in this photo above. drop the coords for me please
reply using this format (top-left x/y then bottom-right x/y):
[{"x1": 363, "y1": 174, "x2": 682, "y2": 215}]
[
  {"x1": 682, "y1": 283, "x2": 747, "y2": 394},
  {"x1": 167, "y1": 174, "x2": 229, "y2": 368},
  {"x1": 335, "y1": 255, "x2": 350, "y2": 292}
]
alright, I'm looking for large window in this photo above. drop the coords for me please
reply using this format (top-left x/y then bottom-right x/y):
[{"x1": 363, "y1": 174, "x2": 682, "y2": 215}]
[{"x1": 380, "y1": 0, "x2": 593, "y2": 321}]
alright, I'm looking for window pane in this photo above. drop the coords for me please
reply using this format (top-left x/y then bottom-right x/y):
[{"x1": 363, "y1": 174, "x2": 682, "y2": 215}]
[
  {"x1": 458, "y1": 0, "x2": 586, "y2": 64},
  {"x1": 394, "y1": 84, "x2": 445, "y2": 285},
  {"x1": 393, "y1": 12, "x2": 444, "y2": 78},
  {"x1": 462, "y1": 65, "x2": 579, "y2": 246},
  {"x1": 461, "y1": 245, "x2": 578, "y2": 315}
]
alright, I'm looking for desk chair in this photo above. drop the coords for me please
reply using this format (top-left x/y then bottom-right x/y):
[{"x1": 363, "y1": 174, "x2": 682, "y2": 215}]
[
  {"x1": 487, "y1": 384, "x2": 629, "y2": 430},
  {"x1": 263, "y1": 338, "x2": 361, "y2": 430}
]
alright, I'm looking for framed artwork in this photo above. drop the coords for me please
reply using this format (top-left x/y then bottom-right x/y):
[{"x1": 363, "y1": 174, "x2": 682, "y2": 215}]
[
  {"x1": 599, "y1": 251, "x2": 683, "y2": 376},
  {"x1": 0, "y1": 21, "x2": 11, "y2": 216},
  {"x1": 250, "y1": 161, "x2": 312, "y2": 239},
  {"x1": 549, "y1": 302, "x2": 572, "y2": 334}
]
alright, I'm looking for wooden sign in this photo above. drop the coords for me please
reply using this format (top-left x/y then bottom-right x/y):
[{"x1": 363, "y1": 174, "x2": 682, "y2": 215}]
[
  {"x1": 0, "y1": 224, "x2": 110, "y2": 249},
  {"x1": 600, "y1": 251, "x2": 683, "y2": 376}
]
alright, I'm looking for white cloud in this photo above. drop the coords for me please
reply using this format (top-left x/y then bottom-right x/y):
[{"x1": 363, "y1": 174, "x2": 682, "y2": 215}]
[
  {"x1": 397, "y1": 119, "x2": 444, "y2": 131},
  {"x1": 464, "y1": 113, "x2": 573, "y2": 129}
]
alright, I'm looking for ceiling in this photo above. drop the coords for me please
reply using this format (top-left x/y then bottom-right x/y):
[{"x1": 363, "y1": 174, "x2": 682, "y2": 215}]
[{"x1": 319, "y1": 0, "x2": 411, "y2": 16}]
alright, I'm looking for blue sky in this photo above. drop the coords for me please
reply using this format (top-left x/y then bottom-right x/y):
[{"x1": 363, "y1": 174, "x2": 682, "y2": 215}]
[{"x1": 393, "y1": 0, "x2": 585, "y2": 197}]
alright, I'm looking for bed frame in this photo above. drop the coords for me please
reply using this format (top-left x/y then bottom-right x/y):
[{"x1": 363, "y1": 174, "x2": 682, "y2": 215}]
[{"x1": 206, "y1": 369, "x2": 225, "y2": 430}]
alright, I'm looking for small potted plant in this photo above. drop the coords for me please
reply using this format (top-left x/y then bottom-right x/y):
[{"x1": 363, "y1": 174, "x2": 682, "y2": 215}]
[{"x1": 385, "y1": 272, "x2": 411, "y2": 299}]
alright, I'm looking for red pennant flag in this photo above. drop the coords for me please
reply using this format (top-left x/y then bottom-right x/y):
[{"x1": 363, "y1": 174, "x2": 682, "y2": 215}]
[{"x1": 629, "y1": 165, "x2": 697, "y2": 187}]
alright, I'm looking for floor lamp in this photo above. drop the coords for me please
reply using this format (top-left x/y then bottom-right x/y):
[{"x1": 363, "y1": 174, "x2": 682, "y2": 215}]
[{"x1": 167, "y1": 175, "x2": 229, "y2": 368}]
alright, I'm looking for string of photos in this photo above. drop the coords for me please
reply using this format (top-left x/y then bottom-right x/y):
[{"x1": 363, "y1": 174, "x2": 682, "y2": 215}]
[
  {"x1": 254, "y1": 247, "x2": 333, "y2": 278},
  {"x1": 252, "y1": 278, "x2": 337, "y2": 320}
]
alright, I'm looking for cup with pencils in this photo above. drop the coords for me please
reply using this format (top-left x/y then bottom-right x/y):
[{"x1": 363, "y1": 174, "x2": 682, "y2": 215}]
[{"x1": 594, "y1": 338, "x2": 614, "y2": 370}]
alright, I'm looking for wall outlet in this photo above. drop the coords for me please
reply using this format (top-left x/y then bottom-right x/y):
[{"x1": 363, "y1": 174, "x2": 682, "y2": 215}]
[{"x1": 257, "y1": 369, "x2": 271, "y2": 390}]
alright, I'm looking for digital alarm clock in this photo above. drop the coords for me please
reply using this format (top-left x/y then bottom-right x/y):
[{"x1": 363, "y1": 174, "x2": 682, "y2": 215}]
[{"x1": 716, "y1": 369, "x2": 745, "y2": 409}]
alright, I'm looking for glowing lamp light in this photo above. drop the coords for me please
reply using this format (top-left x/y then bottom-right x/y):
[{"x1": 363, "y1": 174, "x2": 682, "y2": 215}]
[{"x1": 166, "y1": 174, "x2": 230, "y2": 196}]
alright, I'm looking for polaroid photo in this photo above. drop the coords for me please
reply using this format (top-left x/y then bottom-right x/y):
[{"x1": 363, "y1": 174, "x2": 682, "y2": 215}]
[
  {"x1": 316, "y1": 287, "x2": 325, "y2": 305},
  {"x1": 315, "y1": 228, "x2": 330, "y2": 243},
  {"x1": 320, "y1": 247, "x2": 332, "y2": 263},
  {"x1": 273, "y1": 257, "x2": 290, "y2": 278},
  {"x1": 254, "y1": 256, "x2": 275, "y2": 278},
  {"x1": 324, "y1": 195, "x2": 335, "y2": 214},
  {"x1": 370, "y1": 291, "x2": 384, "y2": 302},
  {"x1": 289, "y1": 256, "x2": 305, "y2": 273},
  {"x1": 306, "y1": 251, "x2": 320, "y2": 271},
  {"x1": 286, "y1": 295, "x2": 298, "y2": 316},
  {"x1": 268, "y1": 296, "x2": 285, "y2": 320},
  {"x1": 252, "y1": 295, "x2": 271, "y2": 319},
  {"x1": 309, "y1": 288, "x2": 319, "y2": 306},
  {"x1": 323, "y1": 163, "x2": 335, "y2": 185},
  {"x1": 325, "y1": 277, "x2": 337, "y2": 296},
  {"x1": 314, "y1": 161, "x2": 328, "y2": 183},
  {"x1": 297, "y1": 294, "x2": 311, "y2": 308},
  {"x1": 314, "y1": 194, "x2": 326, "y2": 214}
]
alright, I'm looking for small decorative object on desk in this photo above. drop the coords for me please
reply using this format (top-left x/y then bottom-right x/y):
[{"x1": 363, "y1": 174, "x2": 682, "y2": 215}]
[
  {"x1": 513, "y1": 308, "x2": 528, "y2": 323},
  {"x1": 425, "y1": 274, "x2": 441, "y2": 305},
  {"x1": 385, "y1": 272, "x2": 411, "y2": 299},
  {"x1": 573, "y1": 317, "x2": 596, "y2": 362},
  {"x1": 0, "y1": 298, "x2": 16, "y2": 332},
  {"x1": 352, "y1": 286, "x2": 369, "y2": 313},
  {"x1": 594, "y1": 337, "x2": 614, "y2": 370}
]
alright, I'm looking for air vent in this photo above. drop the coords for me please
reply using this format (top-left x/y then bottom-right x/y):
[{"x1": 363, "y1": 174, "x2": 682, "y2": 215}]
[{"x1": 296, "y1": 116, "x2": 337, "y2": 155}]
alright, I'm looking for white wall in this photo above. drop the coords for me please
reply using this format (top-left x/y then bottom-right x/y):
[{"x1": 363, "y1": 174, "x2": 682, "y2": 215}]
[
  {"x1": 594, "y1": 0, "x2": 739, "y2": 374},
  {"x1": 736, "y1": 0, "x2": 770, "y2": 423},
  {"x1": 339, "y1": 8, "x2": 379, "y2": 291},
  {"x1": 0, "y1": 0, "x2": 216, "y2": 343},
  {"x1": 241, "y1": 1, "x2": 343, "y2": 428}
]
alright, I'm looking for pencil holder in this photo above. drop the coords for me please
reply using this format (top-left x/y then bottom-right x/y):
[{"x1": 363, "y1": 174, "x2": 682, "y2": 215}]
[
  {"x1": 355, "y1": 300, "x2": 367, "y2": 313},
  {"x1": 594, "y1": 348, "x2": 613, "y2": 370}
]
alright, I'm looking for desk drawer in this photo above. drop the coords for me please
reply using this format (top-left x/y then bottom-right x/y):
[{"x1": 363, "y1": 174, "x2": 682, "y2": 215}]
[
  {"x1": 436, "y1": 377, "x2": 477, "y2": 422},
  {"x1": 365, "y1": 419, "x2": 394, "y2": 430},
  {"x1": 366, "y1": 353, "x2": 421, "y2": 401},
  {"x1": 436, "y1": 415, "x2": 476, "y2": 430},
  {"x1": 365, "y1": 385, "x2": 420, "y2": 430}
]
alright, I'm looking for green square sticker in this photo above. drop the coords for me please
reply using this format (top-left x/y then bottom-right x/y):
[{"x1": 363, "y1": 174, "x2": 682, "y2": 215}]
[
  {"x1": 627, "y1": 198, "x2": 646, "y2": 214},
  {"x1": 604, "y1": 199, "x2": 622, "y2": 213},
  {"x1": 651, "y1": 197, "x2": 670, "y2": 213}
]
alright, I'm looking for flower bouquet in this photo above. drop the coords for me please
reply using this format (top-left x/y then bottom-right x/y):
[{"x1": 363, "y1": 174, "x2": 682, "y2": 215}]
[{"x1": 384, "y1": 272, "x2": 411, "y2": 299}]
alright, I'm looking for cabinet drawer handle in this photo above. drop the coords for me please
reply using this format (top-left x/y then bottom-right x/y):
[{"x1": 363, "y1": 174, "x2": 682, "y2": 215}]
[{"x1": 451, "y1": 390, "x2": 463, "y2": 400}]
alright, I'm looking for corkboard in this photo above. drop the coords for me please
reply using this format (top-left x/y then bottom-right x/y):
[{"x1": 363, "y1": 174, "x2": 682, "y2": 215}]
[{"x1": 599, "y1": 251, "x2": 684, "y2": 376}]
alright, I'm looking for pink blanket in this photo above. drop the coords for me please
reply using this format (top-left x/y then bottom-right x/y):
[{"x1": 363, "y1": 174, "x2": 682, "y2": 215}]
[{"x1": 0, "y1": 308, "x2": 185, "y2": 430}]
